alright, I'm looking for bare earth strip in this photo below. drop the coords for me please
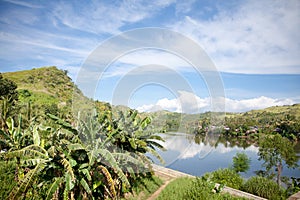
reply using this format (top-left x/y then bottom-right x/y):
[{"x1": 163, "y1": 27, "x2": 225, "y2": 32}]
[{"x1": 147, "y1": 179, "x2": 173, "y2": 200}]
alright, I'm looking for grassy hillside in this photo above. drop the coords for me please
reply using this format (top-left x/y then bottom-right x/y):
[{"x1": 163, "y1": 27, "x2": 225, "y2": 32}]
[
  {"x1": 243, "y1": 104, "x2": 300, "y2": 119},
  {"x1": 3, "y1": 66, "x2": 82, "y2": 105},
  {"x1": 2, "y1": 66, "x2": 94, "y2": 118}
]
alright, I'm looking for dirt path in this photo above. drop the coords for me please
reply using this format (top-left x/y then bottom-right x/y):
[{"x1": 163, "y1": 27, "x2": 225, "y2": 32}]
[
  {"x1": 147, "y1": 165, "x2": 192, "y2": 200},
  {"x1": 147, "y1": 179, "x2": 173, "y2": 200}
]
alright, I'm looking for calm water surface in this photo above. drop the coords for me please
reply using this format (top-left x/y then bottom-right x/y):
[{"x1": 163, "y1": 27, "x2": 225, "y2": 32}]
[{"x1": 150, "y1": 132, "x2": 300, "y2": 178}]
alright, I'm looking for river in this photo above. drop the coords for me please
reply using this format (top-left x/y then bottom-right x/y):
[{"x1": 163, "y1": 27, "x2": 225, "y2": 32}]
[{"x1": 149, "y1": 132, "x2": 300, "y2": 178}]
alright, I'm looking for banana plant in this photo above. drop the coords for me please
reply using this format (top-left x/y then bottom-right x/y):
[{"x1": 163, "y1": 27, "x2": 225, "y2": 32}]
[{"x1": 109, "y1": 109, "x2": 165, "y2": 165}]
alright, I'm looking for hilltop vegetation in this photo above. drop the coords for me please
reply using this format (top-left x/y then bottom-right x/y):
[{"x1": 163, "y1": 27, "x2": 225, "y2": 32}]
[
  {"x1": 146, "y1": 104, "x2": 300, "y2": 141},
  {"x1": 3, "y1": 66, "x2": 82, "y2": 103}
]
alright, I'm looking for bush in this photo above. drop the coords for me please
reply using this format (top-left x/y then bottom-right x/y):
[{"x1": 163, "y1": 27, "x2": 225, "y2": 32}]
[
  {"x1": 232, "y1": 152, "x2": 251, "y2": 173},
  {"x1": 185, "y1": 177, "x2": 217, "y2": 200},
  {"x1": 242, "y1": 176, "x2": 286, "y2": 200},
  {"x1": 203, "y1": 168, "x2": 244, "y2": 189}
]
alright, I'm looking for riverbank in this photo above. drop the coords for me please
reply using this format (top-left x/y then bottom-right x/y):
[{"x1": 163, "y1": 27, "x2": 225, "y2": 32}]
[{"x1": 151, "y1": 164, "x2": 267, "y2": 200}]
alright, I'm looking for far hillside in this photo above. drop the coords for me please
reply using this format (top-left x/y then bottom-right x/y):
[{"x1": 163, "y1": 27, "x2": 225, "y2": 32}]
[
  {"x1": 2, "y1": 66, "x2": 94, "y2": 119},
  {"x1": 2, "y1": 66, "x2": 299, "y2": 140}
]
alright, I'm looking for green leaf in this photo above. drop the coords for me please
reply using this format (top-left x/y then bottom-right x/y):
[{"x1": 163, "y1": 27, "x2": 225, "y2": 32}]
[
  {"x1": 98, "y1": 149, "x2": 130, "y2": 187},
  {"x1": 129, "y1": 138, "x2": 137, "y2": 149},
  {"x1": 68, "y1": 143, "x2": 85, "y2": 151},
  {"x1": 46, "y1": 178, "x2": 62, "y2": 200},
  {"x1": 65, "y1": 172, "x2": 75, "y2": 191},
  {"x1": 4, "y1": 145, "x2": 48, "y2": 160},
  {"x1": 80, "y1": 178, "x2": 92, "y2": 194},
  {"x1": 141, "y1": 117, "x2": 151, "y2": 129},
  {"x1": 33, "y1": 126, "x2": 40, "y2": 146},
  {"x1": 81, "y1": 168, "x2": 92, "y2": 181},
  {"x1": 69, "y1": 158, "x2": 77, "y2": 167}
]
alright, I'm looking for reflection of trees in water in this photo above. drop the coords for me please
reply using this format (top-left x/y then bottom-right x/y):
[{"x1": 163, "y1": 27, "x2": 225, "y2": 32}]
[{"x1": 191, "y1": 133, "x2": 257, "y2": 149}]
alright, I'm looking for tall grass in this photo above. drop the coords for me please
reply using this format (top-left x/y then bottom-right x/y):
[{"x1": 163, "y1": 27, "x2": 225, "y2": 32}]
[
  {"x1": 241, "y1": 176, "x2": 286, "y2": 200},
  {"x1": 157, "y1": 177, "x2": 246, "y2": 200}
]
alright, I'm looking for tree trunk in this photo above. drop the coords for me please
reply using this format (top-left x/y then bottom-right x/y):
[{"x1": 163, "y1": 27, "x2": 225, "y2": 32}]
[{"x1": 277, "y1": 162, "x2": 282, "y2": 186}]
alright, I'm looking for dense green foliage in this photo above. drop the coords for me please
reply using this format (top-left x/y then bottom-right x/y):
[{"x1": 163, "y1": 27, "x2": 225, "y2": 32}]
[
  {"x1": 0, "y1": 68, "x2": 166, "y2": 199},
  {"x1": 0, "y1": 73, "x2": 19, "y2": 130},
  {"x1": 241, "y1": 176, "x2": 286, "y2": 200},
  {"x1": 0, "y1": 160, "x2": 17, "y2": 198},
  {"x1": 0, "y1": 111, "x2": 164, "y2": 199},
  {"x1": 203, "y1": 168, "x2": 244, "y2": 189},
  {"x1": 232, "y1": 152, "x2": 251, "y2": 173}
]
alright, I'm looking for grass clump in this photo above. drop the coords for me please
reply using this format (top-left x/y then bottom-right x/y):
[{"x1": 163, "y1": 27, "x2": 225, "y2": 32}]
[
  {"x1": 156, "y1": 177, "x2": 193, "y2": 200},
  {"x1": 241, "y1": 176, "x2": 286, "y2": 200},
  {"x1": 203, "y1": 168, "x2": 244, "y2": 189},
  {"x1": 157, "y1": 177, "x2": 246, "y2": 200}
]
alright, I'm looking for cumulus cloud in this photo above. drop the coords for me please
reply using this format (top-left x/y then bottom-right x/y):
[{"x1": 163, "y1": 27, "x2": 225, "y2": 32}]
[
  {"x1": 136, "y1": 91, "x2": 295, "y2": 113},
  {"x1": 171, "y1": 0, "x2": 300, "y2": 74}
]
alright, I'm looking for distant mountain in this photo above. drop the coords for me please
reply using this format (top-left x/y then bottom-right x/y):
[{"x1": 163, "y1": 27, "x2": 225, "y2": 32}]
[{"x1": 2, "y1": 66, "x2": 299, "y2": 129}]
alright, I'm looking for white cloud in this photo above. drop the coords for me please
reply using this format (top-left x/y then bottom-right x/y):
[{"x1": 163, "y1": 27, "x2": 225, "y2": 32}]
[
  {"x1": 225, "y1": 96, "x2": 295, "y2": 112},
  {"x1": 118, "y1": 50, "x2": 190, "y2": 71},
  {"x1": 53, "y1": 1, "x2": 174, "y2": 35},
  {"x1": 171, "y1": 0, "x2": 300, "y2": 74},
  {"x1": 136, "y1": 91, "x2": 295, "y2": 113},
  {"x1": 3, "y1": 0, "x2": 43, "y2": 9}
]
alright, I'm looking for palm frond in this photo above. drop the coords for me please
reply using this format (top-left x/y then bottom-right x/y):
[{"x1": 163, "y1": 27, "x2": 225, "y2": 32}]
[
  {"x1": 146, "y1": 147, "x2": 165, "y2": 165},
  {"x1": 67, "y1": 143, "x2": 85, "y2": 151},
  {"x1": 4, "y1": 145, "x2": 48, "y2": 160},
  {"x1": 80, "y1": 178, "x2": 92, "y2": 196},
  {"x1": 98, "y1": 165, "x2": 116, "y2": 199},
  {"x1": 60, "y1": 158, "x2": 75, "y2": 181},
  {"x1": 47, "y1": 113, "x2": 78, "y2": 134},
  {"x1": 7, "y1": 162, "x2": 45, "y2": 199},
  {"x1": 113, "y1": 152, "x2": 145, "y2": 169},
  {"x1": 97, "y1": 148, "x2": 130, "y2": 187}
]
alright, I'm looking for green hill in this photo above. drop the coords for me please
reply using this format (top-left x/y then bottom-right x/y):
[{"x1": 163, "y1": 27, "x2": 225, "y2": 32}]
[
  {"x1": 2, "y1": 66, "x2": 92, "y2": 118},
  {"x1": 3, "y1": 66, "x2": 82, "y2": 105}
]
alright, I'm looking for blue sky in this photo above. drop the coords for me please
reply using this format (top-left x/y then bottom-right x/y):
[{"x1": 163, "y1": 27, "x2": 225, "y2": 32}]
[{"x1": 0, "y1": 0, "x2": 299, "y2": 112}]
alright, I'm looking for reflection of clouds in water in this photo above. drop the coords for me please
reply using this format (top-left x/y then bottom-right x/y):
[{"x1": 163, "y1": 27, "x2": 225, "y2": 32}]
[
  {"x1": 216, "y1": 144, "x2": 259, "y2": 154},
  {"x1": 162, "y1": 134, "x2": 259, "y2": 160}
]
